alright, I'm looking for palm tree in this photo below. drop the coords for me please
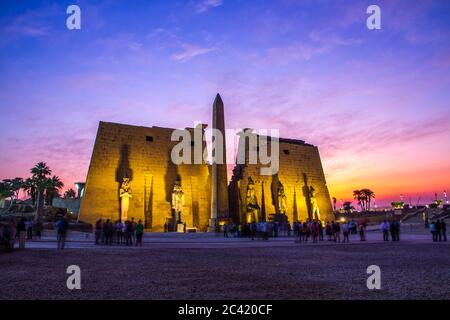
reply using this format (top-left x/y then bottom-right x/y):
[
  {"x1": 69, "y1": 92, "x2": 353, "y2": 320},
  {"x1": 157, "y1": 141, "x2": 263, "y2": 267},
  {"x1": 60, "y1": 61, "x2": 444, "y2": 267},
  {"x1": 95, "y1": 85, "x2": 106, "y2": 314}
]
[
  {"x1": 45, "y1": 175, "x2": 64, "y2": 205},
  {"x1": 30, "y1": 162, "x2": 52, "y2": 222},
  {"x1": 0, "y1": 181, "x2": 13, "y2": 210},
  {"x1": 360, "y1": 189, "x2": 375, "y2": 211},
  {"x1": 343, "y1": 201, "x2": 354, "y2": 214},
  {"x1": 353, "y1": 190, "x2": 365, "y2": 211},
  {"x1": 64, "y1": 188, "x2": 77, "y2": 199},
  {"x1": 23, "y1": 177, "x2": 37, "y2": 205},
  {"x1": 3, "y1": 177, "x2": 24, "y2": 208}
]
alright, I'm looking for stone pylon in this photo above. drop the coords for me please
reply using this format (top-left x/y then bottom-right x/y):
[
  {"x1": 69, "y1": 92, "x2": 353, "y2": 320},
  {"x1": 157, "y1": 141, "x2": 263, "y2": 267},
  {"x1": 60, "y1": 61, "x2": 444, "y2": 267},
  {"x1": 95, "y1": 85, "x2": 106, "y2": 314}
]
[{"x1": 209, "y1": 93, "x2": 229, "y2": 231}]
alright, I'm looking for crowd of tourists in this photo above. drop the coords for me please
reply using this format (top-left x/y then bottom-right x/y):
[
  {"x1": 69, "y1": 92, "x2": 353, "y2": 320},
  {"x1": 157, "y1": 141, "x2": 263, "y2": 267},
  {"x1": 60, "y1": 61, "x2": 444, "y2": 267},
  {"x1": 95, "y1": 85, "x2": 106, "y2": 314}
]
[
  {"x1": 94, "y1": 218, "x2": 144, "y2": 246},
  {"x1": 379, "y1": 220, "x2": 401, "y2": 241},
  {"x1": 2, "y1": 215, "x2": 448, "y2": 251},
  {"x1": 222, "y1": 219, "x2": 371, "y2": 243},
  {"x1": 427, "y1": 219, "x2": 447, "y2": 242}
]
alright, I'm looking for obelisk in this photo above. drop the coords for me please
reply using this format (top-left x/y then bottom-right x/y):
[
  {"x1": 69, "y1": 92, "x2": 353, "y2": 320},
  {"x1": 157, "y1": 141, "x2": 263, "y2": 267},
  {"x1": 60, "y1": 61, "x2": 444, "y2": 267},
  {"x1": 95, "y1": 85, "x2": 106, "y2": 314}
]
[{"x1": 209, "y1": 93, "x2": 229, "y2": 231}]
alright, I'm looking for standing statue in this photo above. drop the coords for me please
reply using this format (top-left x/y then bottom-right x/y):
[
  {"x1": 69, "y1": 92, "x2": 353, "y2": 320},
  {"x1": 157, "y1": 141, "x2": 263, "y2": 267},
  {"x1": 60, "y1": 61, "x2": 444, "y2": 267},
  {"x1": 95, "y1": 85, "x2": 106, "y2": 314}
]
[
  {"x1": 246, "y1": 177, "x2": 259, "y2": 223},
  {"x1": 171, "y1": 179, "x2": 185, "y2": 223},
  {"x1": 119, "y1": 177, "x2": 132, "y2": 221},
  {"x1": 309, "y1": 186, "x2": 321, "y2": 220},
  {"x1": 277, "y1": 181, "x2": 288, "y2": 214}
]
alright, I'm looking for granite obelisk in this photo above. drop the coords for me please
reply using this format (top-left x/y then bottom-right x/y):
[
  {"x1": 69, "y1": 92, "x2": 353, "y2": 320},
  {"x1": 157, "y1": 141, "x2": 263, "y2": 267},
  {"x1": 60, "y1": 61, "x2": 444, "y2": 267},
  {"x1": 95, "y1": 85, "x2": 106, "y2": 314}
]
[{"x1": 209, "y1": 93, "x2": 229, "y2": 231}]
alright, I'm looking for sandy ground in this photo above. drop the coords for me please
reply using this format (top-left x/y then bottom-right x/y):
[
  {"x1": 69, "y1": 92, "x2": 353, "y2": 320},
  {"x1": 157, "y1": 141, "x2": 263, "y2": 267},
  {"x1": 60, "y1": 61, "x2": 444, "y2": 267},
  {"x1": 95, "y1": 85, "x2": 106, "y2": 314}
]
[{"x1": 0, "y1": 230, "x2": 449, "y2": 300}]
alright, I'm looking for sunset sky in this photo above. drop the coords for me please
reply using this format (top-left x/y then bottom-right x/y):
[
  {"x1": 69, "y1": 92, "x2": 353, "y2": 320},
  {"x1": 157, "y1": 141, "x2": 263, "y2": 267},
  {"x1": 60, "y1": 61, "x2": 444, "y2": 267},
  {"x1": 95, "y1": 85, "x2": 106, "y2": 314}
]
[{"x1": 0, "y1": 0, "x2": 449, "y2": 207}]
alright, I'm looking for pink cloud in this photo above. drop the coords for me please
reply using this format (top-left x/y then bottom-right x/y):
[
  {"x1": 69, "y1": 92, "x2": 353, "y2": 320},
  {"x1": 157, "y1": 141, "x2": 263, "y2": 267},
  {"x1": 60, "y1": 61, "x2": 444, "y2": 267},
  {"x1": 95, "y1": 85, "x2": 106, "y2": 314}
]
[{"x1": 172, "y1": 44, "x2": 216, "y2": 62}]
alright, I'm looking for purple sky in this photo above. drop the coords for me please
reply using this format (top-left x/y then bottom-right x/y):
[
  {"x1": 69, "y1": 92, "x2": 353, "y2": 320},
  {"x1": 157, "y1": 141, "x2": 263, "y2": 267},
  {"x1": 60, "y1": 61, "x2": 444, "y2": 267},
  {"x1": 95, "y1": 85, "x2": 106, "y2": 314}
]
[{"x1": 0, "y1": 0, "x2": 449, "y2": 206}]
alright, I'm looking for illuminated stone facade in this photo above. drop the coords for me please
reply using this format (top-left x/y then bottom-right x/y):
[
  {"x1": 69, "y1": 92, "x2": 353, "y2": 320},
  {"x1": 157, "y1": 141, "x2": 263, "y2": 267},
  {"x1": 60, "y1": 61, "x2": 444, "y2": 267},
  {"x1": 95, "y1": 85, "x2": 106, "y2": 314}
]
[
  {"x1": 80, "y1": 96, "x2": 333, "y2": 230},
  {"x1": 229, "y1": 133, "x2": 334, "y2": 224},
  {"x1": 79, "y1": 122, "x2": 211, "y2": 231}
]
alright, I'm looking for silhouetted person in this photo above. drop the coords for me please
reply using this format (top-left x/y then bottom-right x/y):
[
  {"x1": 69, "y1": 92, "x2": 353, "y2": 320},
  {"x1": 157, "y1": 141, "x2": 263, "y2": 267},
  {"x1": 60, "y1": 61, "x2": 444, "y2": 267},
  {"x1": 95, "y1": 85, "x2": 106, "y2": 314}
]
[
  {"x1": 130, "y1": 218, "x2": 136, "y2": 243},
  {"x1": 430, "y1": 222, "x2": 437, "y2": 241},
  {"x1": 358, "y1": 223, "x2": 366, "y2": 241},
  {"x1": 16, "y1": 218, "x2": 26, "y2": 238},
  {"x1": 95, "y1": 219, "x2": 102, "y2": 244},
  {"x1": 441, "y1": 220, "x2": 447, "y2": 241},
  {"x1": 25, "y1": 219, "x2": 33, "y2": 240},
  {"x1": 116, "y1": 220, "x2": 124, "y2": 244},
  {"x1": 135, "y1": 219, "x2": 144, "y2": 246},
  {"x1": 55, "y1": 216, "x2": 68, "y2": 250},
  {"x1": 35, "y1": 220, "x2": 43, "y2": 240},
  {"x1": 342, "y1": 222, "x2": 350, "y2": 243},
  {"x1": 223, "y1": 223, "x2": 228, "y2": 238},
  {"x1": 394, "y1": 221, "x2": 400, "y2": 241},
  {"x1": 435, "y1": 220, "x2": 442, "y2": 242},
  {"x1": 390, "y1": 220, "x2": 396, "y2": 241},
  {"x1": 124, "y1": 220, "x2": 132, "y2": 246}
]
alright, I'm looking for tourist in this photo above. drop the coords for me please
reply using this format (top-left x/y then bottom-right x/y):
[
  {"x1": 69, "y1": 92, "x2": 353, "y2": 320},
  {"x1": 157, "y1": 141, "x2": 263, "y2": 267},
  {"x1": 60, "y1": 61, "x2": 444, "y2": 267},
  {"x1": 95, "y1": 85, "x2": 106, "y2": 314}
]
[
  {"x1": 231, "y1": 223, "x2": 237, "y2": 237},
  {"x1": 318, "y1": 221, "x2": 323, "y2": 241},
  {"x1": 390, "y1": 220, "x2": 397, "y2": 241},
  {"x1": 287, "y1": 222, "x2": 291, "y2": 237},
  {"x1": 442, "y1": 220, "x2": 447, "y2": 241},
  {"x1": 130, "y1": 218, "x2": 136, "y2": 244},
  {"x1": 435, "y1": 219, "x2": 442, "y2": 242},
  {"x1": 429, "y1": 221, "x2": 437, "y2": 242},
  {"x1": 342, "y1": 222, "x2": 350, "y2": 243},
  {"x1": 55, "y1": 215, "x2": 68, "y2": 250},
  {"x1": 333, "y1": 221, "x2": 341, "y2": 242},
  {"x1": 95, "y1": 219, "x2": 102, "y2": 244},
  {"x1": 250, "y1": 222, "x2": 256, "y2": 240},
  {"x1": 102, "y1": 219, "x2": 109, "y2": 244},
  {"x1": 223, "y1": 223, "x2": 228, "y2": 238},
  {"x1": 25, "y1": 219, "x2": 33, "y2": 240},
  {"x1": 255, "y1": 222, "x2": 261, "y2": 240},
  {"x1": 263, "y1": 222, "x2": 270, "y2": 240},
  {"x1": 135, "y1": 219, "x2": 144, "y2": 246},
  {"x1": 274, "y1": 222, "x2": 279, "y2": 237},
  {"x1": 325, "y1": 221, "x2": 332, "y2": 241},
  {"x1": 34, "y1": 220, "x2": 43, "y2": 240},
  {"x1": 109, "y1": 220, "x2": 116, "y2": 243},
  {"x1": 381, "y1": 220, "x2": 390, "y2": 241},
  {"x1": 293, "y1": 222, "x2": 299, "y2": 239},
  {"x1": 116, "y1": 220, "x2": 124, "y2": 244},
  {"x1": 307, "y1": 220, "x2": 312, "y2": 241},
  {"x1": 350, "y1": 219, "x2": 357, "y2": 234},
  {"x1": 16, "y1": 218, "x2": 26, "y2": 238},
  {"x1": 358, "y1": 222, "x2": 366, "y2": 241},
  {"x1": 124, "y1": 220, "x2": 133, "y2": 246},
  {"x1": 312, "y1": 221, "x2": 320, "y2": 243},
  {"x1": 301, "y1": 222, "x2": 308, "y2": 242},
  {"x1": 104, "y1": 219, "x2": 113, "y2": 245},
  {"x1": 394, "y1": 220, "x2": 401, "y2": 241}
]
